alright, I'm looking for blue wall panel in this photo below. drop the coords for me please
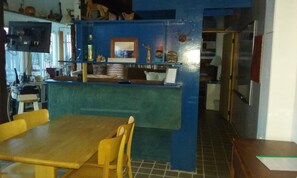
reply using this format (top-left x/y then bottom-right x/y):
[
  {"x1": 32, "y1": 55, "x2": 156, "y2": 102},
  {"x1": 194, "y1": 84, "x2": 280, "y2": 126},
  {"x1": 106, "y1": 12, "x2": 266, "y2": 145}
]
[
  {"x1": 73, "y1": 0, "x2": 251, "y2": 170},
  {"x1": 93, "y1": 22, "x2": 166, "y2": 63},
  {"x1": 131, "y1": 0, "x2": 251, "y2": 172},
  {"x1": 76, "y1": 21, "x2": 166, "y2": 63}
]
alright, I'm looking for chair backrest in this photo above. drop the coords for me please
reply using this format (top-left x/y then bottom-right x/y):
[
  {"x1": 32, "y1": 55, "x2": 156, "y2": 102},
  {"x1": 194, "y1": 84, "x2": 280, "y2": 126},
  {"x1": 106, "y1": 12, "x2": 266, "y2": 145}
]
[
  {"x1": 0, "y1": 119, "x2": 27, "y2": 142},
  {"x1": 117, "y1": 116, "x2": 135, "y2": 157},
  {"x1": 13, "y1": 109, "x2": 49, "y2": 130},
  {"x1": 98, "y1": 126, "x2": 126, "y2": 178}
]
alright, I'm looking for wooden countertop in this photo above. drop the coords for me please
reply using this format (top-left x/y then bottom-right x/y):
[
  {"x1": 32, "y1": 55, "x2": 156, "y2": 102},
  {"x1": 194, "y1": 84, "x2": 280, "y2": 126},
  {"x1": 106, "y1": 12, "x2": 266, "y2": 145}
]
[{"x1": 231, "y1": 138, "x2": 297, "y2": 178}]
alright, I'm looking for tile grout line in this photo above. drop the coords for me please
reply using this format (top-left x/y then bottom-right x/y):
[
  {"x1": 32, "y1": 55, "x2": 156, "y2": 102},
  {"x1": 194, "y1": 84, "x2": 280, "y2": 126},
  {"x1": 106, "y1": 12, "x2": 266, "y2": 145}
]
[
  {"x1": 199, "y1": 119, "x2": 206, "y2": 178},
  {"x1": 149, "y1": 161, "x2": 155, "y2": 177},
  {"x1": 133, "y1": 159, "x2": 143, "y2": 177},
  {"x1": 211, "y1": 131, "x2": 220, "y2": 177}
]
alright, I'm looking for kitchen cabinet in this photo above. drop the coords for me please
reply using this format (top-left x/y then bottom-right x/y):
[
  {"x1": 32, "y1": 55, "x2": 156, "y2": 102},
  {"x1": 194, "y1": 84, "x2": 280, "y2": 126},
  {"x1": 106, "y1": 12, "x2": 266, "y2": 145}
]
[{"x1": 231, "y1": 138, "x2": 297, "y2": 178}]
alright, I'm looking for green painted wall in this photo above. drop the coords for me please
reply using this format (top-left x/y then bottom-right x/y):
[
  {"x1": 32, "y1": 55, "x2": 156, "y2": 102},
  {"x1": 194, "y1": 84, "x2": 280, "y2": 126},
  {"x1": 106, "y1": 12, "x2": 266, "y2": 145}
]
[
  {"x1": 47, "y1": 81, "x2": 181, "y2": 130},
  {"x1": 47, "y1": 81, "x2": 182, "y2": 161}
]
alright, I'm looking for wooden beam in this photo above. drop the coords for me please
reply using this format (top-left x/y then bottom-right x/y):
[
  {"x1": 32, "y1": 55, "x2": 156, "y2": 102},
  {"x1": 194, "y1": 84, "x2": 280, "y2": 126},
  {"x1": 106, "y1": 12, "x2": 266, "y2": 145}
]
[
  {"x1": 58, "y1": 31, "x2": 64, "y2": 62},
  {"x1": 203, "y1": 28, "x2": 236, "y2": 33}
]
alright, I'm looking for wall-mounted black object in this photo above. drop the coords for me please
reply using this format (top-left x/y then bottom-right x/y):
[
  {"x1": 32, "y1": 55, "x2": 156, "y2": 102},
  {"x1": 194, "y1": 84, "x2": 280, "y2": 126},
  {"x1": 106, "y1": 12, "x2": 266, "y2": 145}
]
[{"x1": 7, "y1": 21, "x2": 52, "y2": 53}]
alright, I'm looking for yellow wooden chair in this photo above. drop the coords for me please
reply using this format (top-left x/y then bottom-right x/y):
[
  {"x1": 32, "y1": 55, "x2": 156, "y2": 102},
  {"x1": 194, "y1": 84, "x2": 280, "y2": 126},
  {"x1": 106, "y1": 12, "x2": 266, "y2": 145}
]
[
  {"x1": 0, "y1": 119, "x2": 35, "y2": 178},
  {"x1": 85, "y1": 116, "x2": 135, "y2": 178},
  {"x1": 1, "y1": 109, "x2": 49, "y2": 177},
  {"x1": 0, "y1": 119, "x2": 27, "y2": 142},
  {"x1": 13, "y1": 109, "x2": 49, "y2": 130},
  {"x1": 62, "y1": 126, "x2": 127, "y2": 178},
  {"x1": 121, "y1": 116, "x2": 135, "y2": 178}
]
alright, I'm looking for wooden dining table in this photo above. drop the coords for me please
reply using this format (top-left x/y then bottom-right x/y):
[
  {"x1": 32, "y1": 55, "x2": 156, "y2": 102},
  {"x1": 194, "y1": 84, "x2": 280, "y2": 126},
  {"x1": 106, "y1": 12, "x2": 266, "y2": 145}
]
[{"x1": 0, "y1": 114, "x2": 128, "y2": 178}]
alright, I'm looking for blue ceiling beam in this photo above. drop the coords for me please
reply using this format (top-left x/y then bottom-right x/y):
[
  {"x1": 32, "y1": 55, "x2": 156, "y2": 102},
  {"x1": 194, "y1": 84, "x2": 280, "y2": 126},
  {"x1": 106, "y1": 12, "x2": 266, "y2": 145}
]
[
  {"x1": 203, "y1": 8, "x2": 234, "y2": 16},
  {"x1": 133, "y1": 0, "x2": 252, "y2": 11}
]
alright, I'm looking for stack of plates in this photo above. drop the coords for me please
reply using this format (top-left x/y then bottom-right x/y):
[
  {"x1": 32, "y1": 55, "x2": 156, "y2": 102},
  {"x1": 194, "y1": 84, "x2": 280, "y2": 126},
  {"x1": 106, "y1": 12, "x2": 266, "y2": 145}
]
[
  {"x1": 107, "y1": 64, "x2": 124, "y2": 79},
  {"x1": 92, "y1": 64, "x2": 106, "y2": 75}
]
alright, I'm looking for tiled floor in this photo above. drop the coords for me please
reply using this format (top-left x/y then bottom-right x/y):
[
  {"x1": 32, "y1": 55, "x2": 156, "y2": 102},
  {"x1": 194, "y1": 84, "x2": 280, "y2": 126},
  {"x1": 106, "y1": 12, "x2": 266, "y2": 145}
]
[
  {"x1": 0, "y1": 110, "x2": 238, "y2": 178},
  {"x1": 130, "y1": 110, "x2": 239, "y2": 178}
]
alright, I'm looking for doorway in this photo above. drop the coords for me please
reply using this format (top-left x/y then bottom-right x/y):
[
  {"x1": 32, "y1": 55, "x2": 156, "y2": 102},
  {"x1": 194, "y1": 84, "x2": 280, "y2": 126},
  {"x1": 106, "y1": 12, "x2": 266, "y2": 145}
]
[{"x1": 200, "y1": 30, "x2": 236, "y2": 122}]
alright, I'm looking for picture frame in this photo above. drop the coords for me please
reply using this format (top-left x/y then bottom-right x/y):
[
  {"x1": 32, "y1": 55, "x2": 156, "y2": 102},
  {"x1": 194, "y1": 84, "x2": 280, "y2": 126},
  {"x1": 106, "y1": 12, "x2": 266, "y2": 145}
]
[
  {"x1": 110, "y1": 38, "x2": 138, "y2": 62},
  {"x1": 164, "y1": 68, "x2": 178, "y2": 85}
]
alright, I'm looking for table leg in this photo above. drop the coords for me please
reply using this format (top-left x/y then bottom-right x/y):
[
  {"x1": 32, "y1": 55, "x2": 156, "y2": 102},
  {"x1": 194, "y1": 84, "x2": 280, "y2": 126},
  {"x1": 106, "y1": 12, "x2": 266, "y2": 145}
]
[{"x1": 35, "y1": 165, "x2": 56, "y2": 178}]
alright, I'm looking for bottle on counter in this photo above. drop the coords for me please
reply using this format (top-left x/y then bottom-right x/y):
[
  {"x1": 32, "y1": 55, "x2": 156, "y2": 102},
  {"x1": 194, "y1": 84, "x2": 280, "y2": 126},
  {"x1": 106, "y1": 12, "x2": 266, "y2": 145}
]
[{"x1": 87, "y1": 34, "x2": 94, "y2": 62}]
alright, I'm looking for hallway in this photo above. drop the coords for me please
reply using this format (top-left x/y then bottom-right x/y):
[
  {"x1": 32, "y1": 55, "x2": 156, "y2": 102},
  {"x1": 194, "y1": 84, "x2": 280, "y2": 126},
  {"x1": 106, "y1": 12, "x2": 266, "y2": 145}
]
[{"x1": 196, "y1": 110, "x2": 239, "y2": 177}]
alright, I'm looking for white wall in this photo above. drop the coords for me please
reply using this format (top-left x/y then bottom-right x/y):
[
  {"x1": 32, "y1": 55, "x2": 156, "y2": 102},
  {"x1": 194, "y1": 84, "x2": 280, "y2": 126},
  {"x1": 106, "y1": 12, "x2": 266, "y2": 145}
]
[
  {"x1": 293, "y1": 72, "x2": 297, "y2": 143},
  {"x1": 6, "y1": 0, "x2": 77, "y2": 21},
  {"x1": 259, "y1": 0, "x2": 297, "y2": 143},
  {"x1": 6, "y1": 0, "x2": 59, "y2": 15},
  {"x1": 257, "y1": 0, "x2": 274, "y2": 139}
]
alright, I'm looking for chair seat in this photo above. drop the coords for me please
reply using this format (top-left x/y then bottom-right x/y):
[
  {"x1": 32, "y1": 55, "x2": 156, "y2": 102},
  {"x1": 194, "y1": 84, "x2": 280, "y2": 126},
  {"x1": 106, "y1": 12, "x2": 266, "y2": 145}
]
[
  {"x1": 17, "y1": 94, "x2": 39, "y2": 114},
  {"x1": 62, "y1": 165, "x2": 119, "y2": 178},
  {"x1": 85, "y1": 152, "x2": 128, "y2": 170},
  {"x1": 1, "y1": 163, "x2": 35, "y2": 178},
  {"x1": 84, "y1": 116, "x2": 134, "y2": 178},
  {"x1": 84, "y1": 153, "x2": 98, "y2": 166},
  {"x1": 0, "y1": 120, "x2": 36, "y2": 178},
  {"x1": 63, "y1": 126, "x2": 128, "y2": 178}
]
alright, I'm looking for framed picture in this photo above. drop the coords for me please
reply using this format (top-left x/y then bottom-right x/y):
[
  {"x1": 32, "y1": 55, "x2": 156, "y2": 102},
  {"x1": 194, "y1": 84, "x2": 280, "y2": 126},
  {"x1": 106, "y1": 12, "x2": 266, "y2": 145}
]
[{"x1": 110, "y1": 38, "x2": 138, "y2": 62}]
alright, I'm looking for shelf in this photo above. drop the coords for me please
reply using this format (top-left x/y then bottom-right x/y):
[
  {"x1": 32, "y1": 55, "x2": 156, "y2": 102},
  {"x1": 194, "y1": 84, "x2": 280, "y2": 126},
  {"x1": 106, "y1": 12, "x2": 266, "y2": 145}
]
[
  {"x1": 58, "y1": 60, "x2": 182, "y2": 66},
  {"x1": 201, "y1": 56, "x2": 214, "y2": 60},
  {"x1": 74, "y1": 19, "x2": 179, "y2": 25},
  {"x1": 73, "y1": 19, "x2": 187, "y2": 85},
  {"x1": 46, "y1": 78, "x2": 182, "y2": 88}
]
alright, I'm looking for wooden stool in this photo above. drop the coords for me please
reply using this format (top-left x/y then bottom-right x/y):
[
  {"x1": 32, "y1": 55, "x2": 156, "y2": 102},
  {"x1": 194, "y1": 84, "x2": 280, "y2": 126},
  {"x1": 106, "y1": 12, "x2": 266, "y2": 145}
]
[{"x1": 18, "y1": 94, "x2": 39, "y2": 114}]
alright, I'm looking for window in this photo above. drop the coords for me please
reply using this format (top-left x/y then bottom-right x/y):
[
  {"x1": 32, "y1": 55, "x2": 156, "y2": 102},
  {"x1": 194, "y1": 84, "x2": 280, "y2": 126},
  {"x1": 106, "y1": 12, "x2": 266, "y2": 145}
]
[
  {"x1": 31, "y1": 33, "x2": 57, "y2": 78},
  {"x1": 4, "y1": 27, "x2": 22, "y2": 84},
  {"x1": 5, "y1": 26, "x2": 71, "y2": 84}
]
